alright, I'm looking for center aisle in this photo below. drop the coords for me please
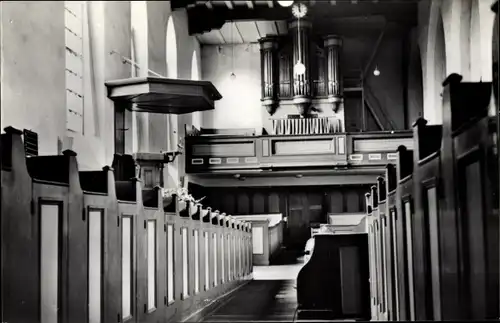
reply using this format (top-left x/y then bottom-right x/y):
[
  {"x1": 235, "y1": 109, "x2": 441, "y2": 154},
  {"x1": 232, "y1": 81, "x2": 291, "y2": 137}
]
[
  {"x1": 199, "y1": 250, "x2": 304, "y2": 322},
  {"x1": 199, "y1": 280, "x2": 297, "y2": 322}
]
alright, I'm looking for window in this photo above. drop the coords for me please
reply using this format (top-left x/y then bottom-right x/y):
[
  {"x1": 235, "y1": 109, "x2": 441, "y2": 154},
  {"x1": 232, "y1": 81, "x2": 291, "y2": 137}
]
[{"x1": 64, "y1": 1, "x2": 85, "y2": 133}]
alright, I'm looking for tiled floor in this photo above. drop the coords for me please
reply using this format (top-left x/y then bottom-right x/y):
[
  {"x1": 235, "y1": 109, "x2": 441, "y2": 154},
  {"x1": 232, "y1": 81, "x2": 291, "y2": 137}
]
[
  {"x1": 252, "y1": 261, "x2": 304, "y2": 281},
  {"x1": 200, "y1": 251, "x2": 304, "y2": 322}
]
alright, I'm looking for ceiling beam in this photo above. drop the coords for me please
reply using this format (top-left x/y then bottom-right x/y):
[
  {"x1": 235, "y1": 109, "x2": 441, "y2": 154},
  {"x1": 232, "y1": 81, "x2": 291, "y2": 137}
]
[
  {"x1": 225, "y1": 1, "x2": 234, "y2": 9},
  {"x1": 234, "y1": 22, "x2": 244, "y2": 43},
  {"x1": 185, "y1": 1, "x2": 417, "y2": 35},
  {"x1": 273, "y1": 21, "x2": 280, "y2": 35},
  {"x1": 217, "y1": 29, "x2": 227, "y2": 44},
  {"x1": 254, "y1": 21, "x2": 262, "y2": 38}
]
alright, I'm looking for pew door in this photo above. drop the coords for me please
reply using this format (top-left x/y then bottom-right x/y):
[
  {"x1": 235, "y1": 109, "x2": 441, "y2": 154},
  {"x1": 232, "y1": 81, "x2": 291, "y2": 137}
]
[
  {"x1": 140, "y1": 210, "x2": 165, "y2": 323},
  {"x1": 457, "y1": 148, "x2": 498, "y2": 319},
  {"x1": 40, "y1": 202, "x2": 63, "y2": 323},
  {"x1": 389, "y1": 208, "x2": 399, "y2": 320},
  {"x1": 402, "y1": 196, "x2": 416, "y2": 321},
  {"x1": 87, "y1": 208, "x2": 104, "y2": 323},
  {"x1": 336, "y1": 234, "x2": 371, "y2": 320},
  {"x1": 422, "y1": 179, "x2": 442, "y2": 321},
  {"x1": 120, "y1": 213, "x2": 137, "y2": 323}
]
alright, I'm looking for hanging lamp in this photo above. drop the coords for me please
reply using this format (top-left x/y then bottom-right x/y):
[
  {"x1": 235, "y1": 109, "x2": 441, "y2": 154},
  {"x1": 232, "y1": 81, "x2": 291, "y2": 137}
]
[
  {"x1": 292, "y1": 3, "x2": 308, "y2": 76},
  {"x1": 230, "y1": 21, "x2": 236, "y2": 80},
  {"x1": 277, "y1": 1, "x2": 294, "y2": 7}
]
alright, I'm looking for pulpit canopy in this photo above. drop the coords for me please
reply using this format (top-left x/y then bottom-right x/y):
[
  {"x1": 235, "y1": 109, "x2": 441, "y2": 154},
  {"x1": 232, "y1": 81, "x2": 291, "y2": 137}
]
[{"x1": 105, "y1": 77, "x2": 222, "y2": 114}]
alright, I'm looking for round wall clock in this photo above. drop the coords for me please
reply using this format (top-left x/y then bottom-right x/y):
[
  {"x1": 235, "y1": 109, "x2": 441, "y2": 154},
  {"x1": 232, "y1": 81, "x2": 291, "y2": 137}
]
[{"x1": 292, "y1": 3, "x2": 308, "y2": 19}]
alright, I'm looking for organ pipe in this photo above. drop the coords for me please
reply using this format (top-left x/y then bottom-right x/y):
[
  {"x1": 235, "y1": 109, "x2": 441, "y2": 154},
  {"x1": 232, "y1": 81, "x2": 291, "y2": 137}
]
[
  {"x1": 289, "y1": 19, "x2": 312, "y2": 116},
  {"x1": 259, "y1": 37, "x2": 279, "y2": 115},
  {"x1": 324, "y1": 35, "x2": 343, "y2": 112}
]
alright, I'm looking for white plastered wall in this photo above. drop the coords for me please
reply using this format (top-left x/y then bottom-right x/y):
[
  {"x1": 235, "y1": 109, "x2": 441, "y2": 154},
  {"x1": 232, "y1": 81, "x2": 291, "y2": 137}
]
[{"x1": 419, "y1": 0, "x2": 496, "y2": 125}]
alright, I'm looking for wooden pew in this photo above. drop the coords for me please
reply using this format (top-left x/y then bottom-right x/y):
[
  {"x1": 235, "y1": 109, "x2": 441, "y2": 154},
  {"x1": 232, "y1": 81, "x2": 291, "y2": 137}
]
[
  {"x1": 365, "y1": 192, "x2": 378, "y2": 319},
  {"x1": 385, "y1": 164, "x2": 399, "y2": 321},
  {"x1": 365, "y1": 74, "x2": 499, "y2": 321},
  {"x1": 395, "y1": 145, "x2": 414, "y2": 321},
  {"x1": 295, "y1": 233, "x2": 371, "y2": 321},
  {"x1": 27, "y1": 149, "x2": 88, "y2": 323},
  {"x1": 443, "y1": 74, "x2": 499, "y2": 320},
  {"x1": 79, "y1": 166, "x2": 120, "y2": 323},
  {"x1": 0, "y1": 135, "x2": 253, "y2": 323},
  {"x1": 1, "y1": 127, "x2": 39, "y2": 323},
  {"x1": 412, "y1": 117, "x2": 443, "y2": 321}
]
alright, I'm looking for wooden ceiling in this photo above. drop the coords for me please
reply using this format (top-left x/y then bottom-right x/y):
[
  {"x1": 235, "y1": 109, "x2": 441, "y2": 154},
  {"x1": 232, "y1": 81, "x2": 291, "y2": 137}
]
[
  {"x1": 196, "y1": 20, "x2": 288, "y2": 44},
  {"x1": 171, "y1": 0, "x2": 419, "y2": 36}
]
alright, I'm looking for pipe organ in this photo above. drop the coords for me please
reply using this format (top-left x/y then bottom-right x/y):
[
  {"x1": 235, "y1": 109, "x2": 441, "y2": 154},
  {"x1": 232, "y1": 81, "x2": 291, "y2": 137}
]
[
  {"x1": 259, "y1": 37, "x2": 280, "y2": 115},
  {"x1": 324, "y1": 35, "x2": 343, "y2": 112},
  {"x1": 260, "y1": 18, "x2": 345, "y2": 134},
  {"x1": 290, "y1": 19, "x2": 312, "y2": 116}
]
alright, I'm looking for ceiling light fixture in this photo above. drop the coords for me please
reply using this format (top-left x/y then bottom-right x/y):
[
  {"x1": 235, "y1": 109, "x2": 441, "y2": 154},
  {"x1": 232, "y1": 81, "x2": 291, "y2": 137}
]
[
  {"x1": 373, "y1": 65, "x2": 380, "y2": 76},
  {"x1": 230, "y1": 21, "x2": 236, "y2": 80},
  {"x1": 277, "y1": 1, "x2": 294, "y2": 7}
]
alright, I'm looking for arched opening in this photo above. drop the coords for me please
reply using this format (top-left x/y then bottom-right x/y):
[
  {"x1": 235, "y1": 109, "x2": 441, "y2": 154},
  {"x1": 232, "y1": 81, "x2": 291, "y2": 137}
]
[
  {"x1": 166, "y1": 16, "x2": 178, "y2": 79},
  {"x1": 165, "y1": 15, "x2": 178, "y2": 152},
  {"x1": 434, "y1": 11, "x2": 447, "y2": 123},
  {"x1": 470, "y1": 0, "x2": 482, "y2": 81},
  {"x1": 191, "y1": 51, "x2": 202, "y2": 129},
  {"x1": 493, "y1": 6, "x2": 498, "y2": 108},
  {"x1": 408, "y1": 41, "x2": 424, "y2": 127},
  {"x1": 460, "y1": 0, "x2": 472, "y2": 80},
  {"x1": 165, "y1": 15, "x2": 179, "y2": 188},
  {"x1": 191, "y1": 51, "x2": 200, "y2": 81}
]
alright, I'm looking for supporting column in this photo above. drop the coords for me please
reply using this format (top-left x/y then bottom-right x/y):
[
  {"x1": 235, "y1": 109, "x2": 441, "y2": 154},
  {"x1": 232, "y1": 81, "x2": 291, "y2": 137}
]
[
  {"x1": 324, "y1": 35, "x2": 343, "y2": 112},
  {"x1": 289, "y1": 19, "x2": 312, "y2": 116},
  {"x1": 259, "y1": 37, "x2": 279, "y2": 116}
]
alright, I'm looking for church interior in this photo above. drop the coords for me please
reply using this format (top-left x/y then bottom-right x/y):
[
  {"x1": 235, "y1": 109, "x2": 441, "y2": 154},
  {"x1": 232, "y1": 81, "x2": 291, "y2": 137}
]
[{"x1": 0, "y1": 0, "x2": 499, "y2": 322}]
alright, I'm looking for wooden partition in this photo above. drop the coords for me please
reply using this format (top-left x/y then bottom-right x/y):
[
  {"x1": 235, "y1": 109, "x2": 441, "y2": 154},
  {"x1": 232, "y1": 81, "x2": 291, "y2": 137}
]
[
  {"x1": 0, "y1": 128, "x2": 253, "y2": 323},
  {"x1": 364, "y1": 74, "x2": 499, "y2": 321},
  {"x1": 232, "y1": 214, "x2": 284, "y2": 266}
]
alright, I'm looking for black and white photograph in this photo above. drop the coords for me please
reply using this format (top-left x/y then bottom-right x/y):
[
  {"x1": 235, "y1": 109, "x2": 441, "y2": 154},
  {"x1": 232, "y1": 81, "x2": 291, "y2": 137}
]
[{"x1": 0, "y1": 0, "x2": 499, "y2": 322}]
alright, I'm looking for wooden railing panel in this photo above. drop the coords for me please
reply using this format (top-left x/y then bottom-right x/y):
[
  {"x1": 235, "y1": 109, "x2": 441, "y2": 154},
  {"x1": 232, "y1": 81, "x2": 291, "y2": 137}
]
[{"x1": 186, "y1": 131, "x2": 413, "y2": 173}]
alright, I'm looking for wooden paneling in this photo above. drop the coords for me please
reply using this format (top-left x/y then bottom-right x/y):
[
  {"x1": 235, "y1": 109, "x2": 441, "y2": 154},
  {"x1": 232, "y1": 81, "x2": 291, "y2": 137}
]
[
  {"x1": 353, "y1": 137, "x2": 414, "y2": 152},
  {"x1": 192, "y1": 142, "x2": 256, "y2": 157},
  {"x1": 185, "y1": 132, "x2": 412, "y2": 173},
  {"x1": 1, "y1": 129, "x2": 254, "y2": 323},
  {"x1": 190, "y1": 184, "x2": 370, "y2": 249},
  {"x1": 365, "y1": 76, "x2": 499, "y2": 321}
]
